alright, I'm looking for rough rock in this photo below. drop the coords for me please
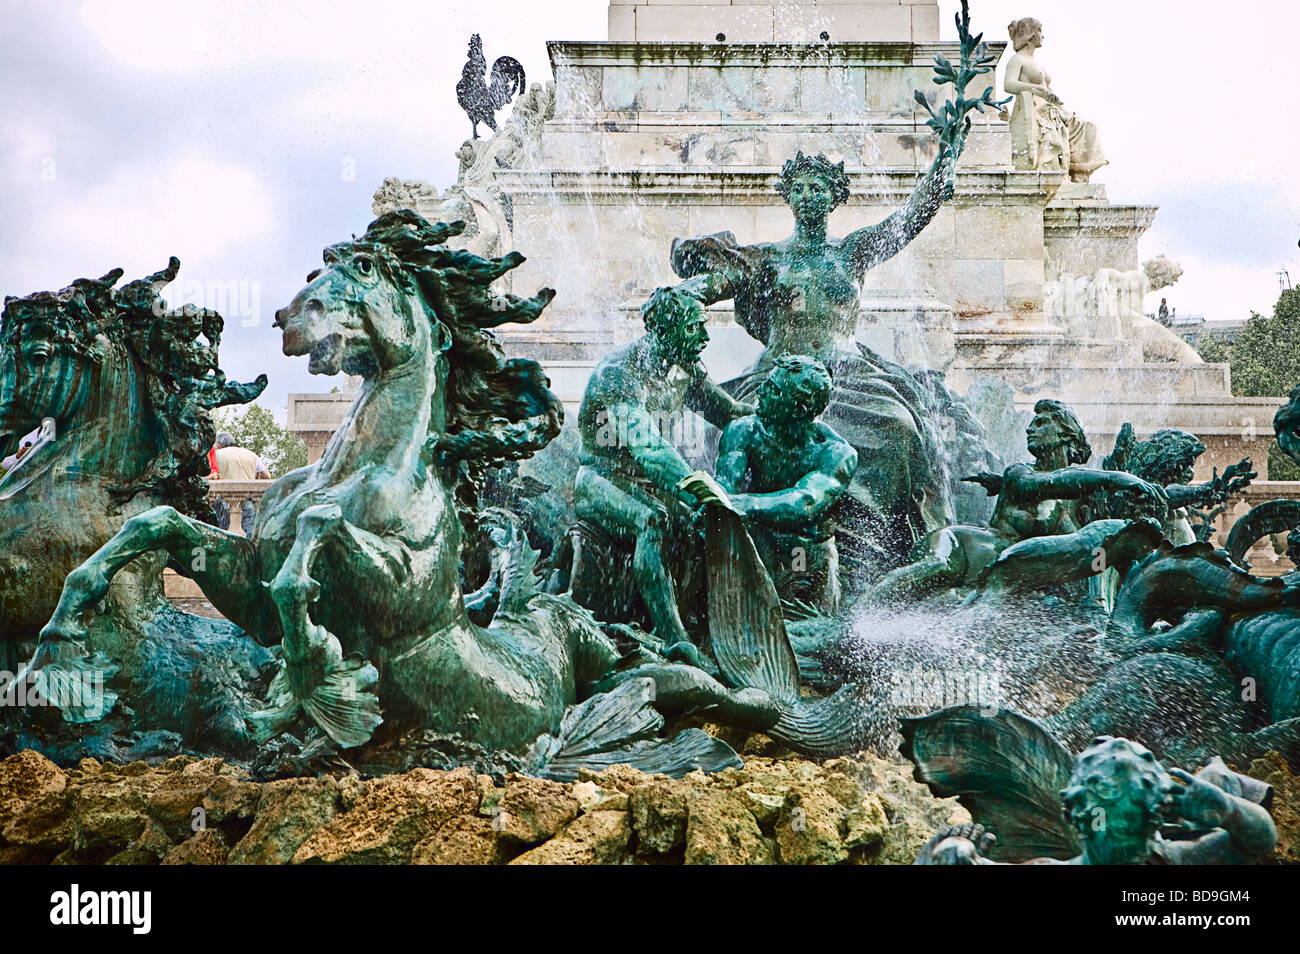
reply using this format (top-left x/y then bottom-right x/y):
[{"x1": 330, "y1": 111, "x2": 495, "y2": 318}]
[
  {"x1": 292, "y1": 768, "x2": 479, "y2": 864},
  {"x1": 510, "y1": 811, "x2": 631, "y2": 865},
  {"x1": 0, "y1": 845, "x2": 54, "y2": 864},
  {"x1": 571, "y1": 780, "x2": 629, "y2": 813},
  {"x1": 1, "y1": 787, "x2": 72, "y2": 849},
  {"x1": 0, "y1": 751, "x2": 67, "y2": 830},
  {"x1": 71, "y1": 778, "x2": 151, "y2": 847},
  {"x1": 105, "y1": 845, "x2": 162, "y2": 865},
  {"x1": 629, "y1": 776, "x2": 690, "y2": 855},
  {"x1": 228, "y1": 776, "x2": 341, "y2": 865},
  {"x1": 1249, "y1": 753, "x2": 1300, "y2": 865},
  {"x1": 823, "y1": 756, "x2": 972, "y2": 865},
  {"x1": 134, "y1": 820, "x2": 178, "y2": 860},
  {"x1": 684, "y1": 790, "x2": 773, "y2": 865},
  {"x1": 17, "y1": 747, "x2": 1287, "y2": 866},
  {"x1": 202, "y1": 774, "x2": 261, "y2": 823},
  {"x1": 162, "y1": 828, "x2": 229, "y2": 865},
  {"x1": 146, "y1": 762, "x2": 223, "y2": 842},
  {"x1": 843, "y1": 793, "x2": 890, "y2": 851},
  {"x1": 494, "y1": 774, "x2": 580, "y2": 845},
  {"x1": 776, "y1": 788, "x2": 847, "y2": 865},
  {"x1": 412, "y1": 815, "x2": 506, "y2": 865}
]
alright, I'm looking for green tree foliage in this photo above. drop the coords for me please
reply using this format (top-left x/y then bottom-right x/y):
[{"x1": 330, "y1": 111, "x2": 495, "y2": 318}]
[
  {"x1": 1269, "y1": 440, "x2": 1300, "y2": 480},
  {"x1": 213, "y1": 403, "x2": 308, "y2": 478},
  {"x1": 1192, "y1": 332, "x2": 1230, "y2": 364},
  {"x1": 1228, "y1": 288, "x2": 1300, "y2": 397}
]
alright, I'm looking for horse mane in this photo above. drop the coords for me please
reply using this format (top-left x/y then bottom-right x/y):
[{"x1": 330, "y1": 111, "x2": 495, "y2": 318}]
[
  {"x1": 0, "y1": 259, "x2": 266, "y2": 514},
  {"x1": 344, "y1": 209, "x2": 563, "y2": 471}
]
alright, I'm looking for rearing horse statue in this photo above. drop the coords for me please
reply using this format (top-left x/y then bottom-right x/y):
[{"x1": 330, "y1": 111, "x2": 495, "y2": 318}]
[
  {"x1": 1, "y1": 260, "x2": 265, "y2": 650},
  {"x1": 33, "y1": 212, "x2": 618, "y2": 754},
  {"x1": 34, "y1": 212, "x2": 875, "y2": 772},
  {"x1": 1, "y1": 263, "x2": 269, "y2": 756}
]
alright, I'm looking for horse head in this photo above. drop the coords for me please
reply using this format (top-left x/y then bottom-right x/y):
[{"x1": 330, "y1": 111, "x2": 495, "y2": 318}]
[
  {"x1": 274, "y1": 222, "x2": 451, "y2": 379},
  {"x1": 276, "y1": 210, "x2": 562, "y2": 470},
  {"x1": 0, "y1": 270, "x2": 122, "y2": 462},
  {"x1": 0, "y1": 259, "x2": 265, "y2": 504}
]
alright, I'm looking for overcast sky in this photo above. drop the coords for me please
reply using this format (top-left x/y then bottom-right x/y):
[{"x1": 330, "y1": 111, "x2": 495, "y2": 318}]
[{"x1": 3, "y1": 0, "x2": 1297, "y2": 420}]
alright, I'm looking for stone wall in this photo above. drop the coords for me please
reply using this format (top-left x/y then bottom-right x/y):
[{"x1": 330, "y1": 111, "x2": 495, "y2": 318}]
[
  {"x1": 5, "y1": 747, "x2": 1297, "y2": 865},
  {"x1": 0, "y1": 749, "x2": 972, "y2": 866},
  {"x1": 607, "y1": 0, "x2": 942, "y2": 45}
]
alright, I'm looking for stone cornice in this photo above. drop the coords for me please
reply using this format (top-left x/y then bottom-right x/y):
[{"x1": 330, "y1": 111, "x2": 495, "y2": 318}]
[
  {"x1": 543, "y1": 114, "x2": 1005, "y2": 130},
  {"x1": 1043, "y1": 205, "x2": 1158, "y2": 236},
  {"x1": 548, "y1": 39, "x2": 1006, "y2": 70},
  {"x1": 497, "y1": 168, "x2": 1062, "y2": 204}
]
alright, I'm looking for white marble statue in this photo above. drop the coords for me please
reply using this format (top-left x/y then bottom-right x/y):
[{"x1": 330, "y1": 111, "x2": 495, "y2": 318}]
[
  {"x1": 1004, "y1": 17, "x2": 1107, "y2": 182},
  {"x1": 1043, "y1": 259, "x2": 1200, "y2": 364}
]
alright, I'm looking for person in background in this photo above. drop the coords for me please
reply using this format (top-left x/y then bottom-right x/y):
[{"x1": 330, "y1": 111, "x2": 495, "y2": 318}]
[
  {"x1": 210, "y1": 432, "x2": 270, "y2": 537},
  {"x1": 1157, "y1": 298, "x2": 1170, "y2": 325}
]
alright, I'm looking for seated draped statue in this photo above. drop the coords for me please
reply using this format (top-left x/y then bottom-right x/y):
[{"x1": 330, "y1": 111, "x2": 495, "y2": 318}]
[
  {"x1": 670, "y1": 151, "x2": 962, "y2": 576},
  {"x1": 871, "y1": 399, "x2": 1167, "y2": 601},
  {"x1": 912, "y1": 731, "x2": 1277, "y2": 865},
  {"x1": 713, "y1": 355, "x2": 857, "y2": 614},
  {"x1": 573, "y1": 286, "x2": 751, "y2": 648},
  {"x1": 1004, "y1": 17, "x2": 1107, "y2": 182}
]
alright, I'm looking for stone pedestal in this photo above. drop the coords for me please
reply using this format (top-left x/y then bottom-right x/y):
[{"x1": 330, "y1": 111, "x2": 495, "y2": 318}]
[
  {"x1": 608, "y1": 0, "x2": 942, "y2": 45},
  {"x1": 487, "y1": 34, "x2": 1073, "y2": 391},
  {"x1": 288, "y1": 391, "x2": 352, "y2": 464}
]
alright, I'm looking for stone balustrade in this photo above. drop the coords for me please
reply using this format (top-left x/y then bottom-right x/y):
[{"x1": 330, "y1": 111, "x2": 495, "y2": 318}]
[
  {"x1": 1214, "y1": 481, "x2": 1300, "y2": 576},
  {"x1": 206, "y1": 479, "x2": 272, "y2": 517}
]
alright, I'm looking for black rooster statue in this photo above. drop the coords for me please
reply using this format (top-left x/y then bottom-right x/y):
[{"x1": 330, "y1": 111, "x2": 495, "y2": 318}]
[{"x1": 456, "y1": 34, "x2": 527, "y2": 140}]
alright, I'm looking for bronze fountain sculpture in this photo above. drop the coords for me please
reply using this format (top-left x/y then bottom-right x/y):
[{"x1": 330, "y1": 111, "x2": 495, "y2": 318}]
[{"x1": 0, "y1": 3, "x2": 1291, "y2": 868}]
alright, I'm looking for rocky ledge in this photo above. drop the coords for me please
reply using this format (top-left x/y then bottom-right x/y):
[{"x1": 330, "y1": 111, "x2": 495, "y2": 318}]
[
  {"x1": 0, "y1": 748, "x2": 975, "y2": 865},
  {"x1": 1, "y1": 748, "x2": 1296, "y2": 865}
]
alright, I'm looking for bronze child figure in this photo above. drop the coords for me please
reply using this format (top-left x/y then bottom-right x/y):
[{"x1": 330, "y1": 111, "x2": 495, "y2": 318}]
[
  {"x1": 710, "y1": 355, "x2": 857, "y2": 612},
  {"x1": 915, "y1": 735, "x2": 1276, "y2": 865}
]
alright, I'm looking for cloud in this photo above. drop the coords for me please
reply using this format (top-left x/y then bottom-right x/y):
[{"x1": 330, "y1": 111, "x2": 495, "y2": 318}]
[
  {"x1": 1141, "y1": 179, "x2": 1298, "y2": 269},
  {"x1": 43, "y1": 155, "x2": 276, "y2": 268}
]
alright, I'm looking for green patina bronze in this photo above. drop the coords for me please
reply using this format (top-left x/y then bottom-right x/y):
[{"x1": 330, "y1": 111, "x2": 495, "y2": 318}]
[
  {"x1": 904, "y1": 708, "x2": 1277, "y2": 865},
  {"x1": 668, "y1": 6, "x2": 1007, "y2": 576},
  {"x1": 29, "y1": 215, "x2": 629, "y2": 758},
  {"x1": 0, "y1": 261, "x2": 270, "y2": 758},
  {"x1": 571, "y1": 286, "x2": 750, "y2": 651},
  {"x1": 870, "y1": 399, "x2": 1167, "y2": 602},
  {"x1": 711, "y1": 355, "x2": 857, "y2": 614},
  {"x1": 22, "y1": 211, "x2": 872, "y2": 775},
  {"x1": 1102, "y1": 423, "x2": 1254, "y2": 544},
  {"x1": 0, "y1": 260, "x2": 265, "y2": 643},
  {"x1": 1030, "y1": 392, "x2": 1300, "y2": 768},
  {"x1": 1225, "y1": 385, "x2": 1300, "y2": 566},
  {"x1": 4, "y1": 0, "x2": 1295, "y2": 834}
]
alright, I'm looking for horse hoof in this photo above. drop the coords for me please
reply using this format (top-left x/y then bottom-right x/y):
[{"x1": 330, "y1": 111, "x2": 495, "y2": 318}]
[
  {"x1": 31, "y1": 629, "x2": 89, "y2": 669},
  {"x1": 270, "y1": 572, "x2": 323, "y2": 609}
]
